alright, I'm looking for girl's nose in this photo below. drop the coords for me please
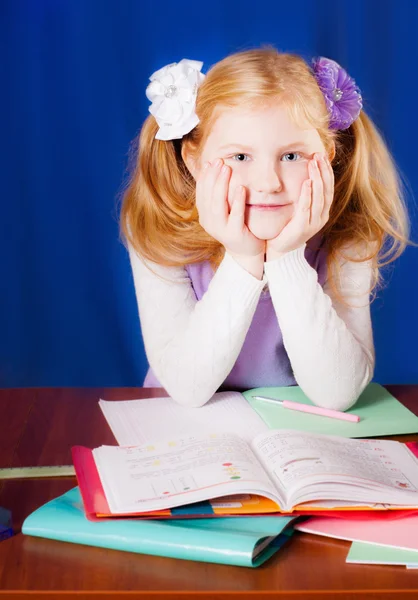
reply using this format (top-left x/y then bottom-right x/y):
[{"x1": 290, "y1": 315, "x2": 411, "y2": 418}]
[{"x1": 251, "y1": 163, "x2": 282, "y2": 194}]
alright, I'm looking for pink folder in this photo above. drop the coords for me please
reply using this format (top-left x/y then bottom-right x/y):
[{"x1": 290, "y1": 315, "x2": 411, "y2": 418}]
[{"x1": 295, "y1": 513, "x2": 418, "y2": 551}]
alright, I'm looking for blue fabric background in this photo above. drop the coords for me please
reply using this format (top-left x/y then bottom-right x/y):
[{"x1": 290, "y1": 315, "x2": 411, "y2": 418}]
[{"x1": 1, "y1": 0, "x2": 417, "y2": 387}]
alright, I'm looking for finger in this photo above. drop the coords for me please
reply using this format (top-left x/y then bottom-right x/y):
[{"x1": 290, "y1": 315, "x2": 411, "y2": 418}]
[
  {"x1": 200, "y1": 159, "x2": 221, "y2": 202},
  {"x1": 195, "y1": 161, "x2": 211, "y2": 211},
  {"x1": 211, "y1": 162, "x2": 231, "y2": 219},
  {"x1": 203, "y1": 159, "x2": 222, "y2": 200},
  {"x1": 294, "y1": 179, "x2": 312, "y2": 224},
  {"x1": 196, "y1": 160, "x2": 211, "y2": 184},
  {"x1": 227, "y1": 185, "x2": 246, "y2": 233},
  {"x1": 207, "y1": 158, "x2": 223, "y2": 189},
  {"x1": 319, "y1": 154, "x2": 335, "y2": 220},
  {"x1": 308, "y1": 157, "x2": 324, "y2": 226},
  {"x1": 198, "y1": 159, "x2": 225, "y2": 224}
]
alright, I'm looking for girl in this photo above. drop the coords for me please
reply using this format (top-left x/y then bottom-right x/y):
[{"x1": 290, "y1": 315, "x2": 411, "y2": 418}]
[{"x1": 121, "y1": 48, "x2": 409, "y2": 410}]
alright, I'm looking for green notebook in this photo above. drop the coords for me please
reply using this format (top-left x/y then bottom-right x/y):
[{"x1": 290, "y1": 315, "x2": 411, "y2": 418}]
[
  {"x1": 243, "y1": 383, "x2": 418, "y2": 438},
  {"x1": 346, "y1": 541, "x2": 418, "y2": 566}
]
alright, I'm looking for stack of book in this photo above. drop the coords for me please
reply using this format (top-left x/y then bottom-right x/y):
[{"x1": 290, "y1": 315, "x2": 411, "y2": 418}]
[{"x1": 22, "y1": 384, "x2": 418, "y2": 567}]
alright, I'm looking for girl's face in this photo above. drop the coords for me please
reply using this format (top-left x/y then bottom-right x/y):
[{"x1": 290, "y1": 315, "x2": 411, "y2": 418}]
[{"x1": 194, "y1": 102, "x2": 329, "y2": 240}]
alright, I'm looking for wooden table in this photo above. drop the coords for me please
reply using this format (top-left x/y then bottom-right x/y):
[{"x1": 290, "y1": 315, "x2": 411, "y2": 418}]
[{"x1": 0, "y1": 386, "x2": 418, "y2": 599}]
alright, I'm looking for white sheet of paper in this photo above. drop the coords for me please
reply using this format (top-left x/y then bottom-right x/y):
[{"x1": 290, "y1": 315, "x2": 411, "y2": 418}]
[{"x1": 99, "y1": 391, "x2": 269, "y2": 446}]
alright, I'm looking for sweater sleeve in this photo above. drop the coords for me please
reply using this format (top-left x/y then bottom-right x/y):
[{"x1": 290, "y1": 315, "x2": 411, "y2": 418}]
[
  {"x1": 264, "y1": 243, "x2": 375, "y2": 411},
  {"x1": 128, "y1": 245, "x2": 266, "y2": 407}
]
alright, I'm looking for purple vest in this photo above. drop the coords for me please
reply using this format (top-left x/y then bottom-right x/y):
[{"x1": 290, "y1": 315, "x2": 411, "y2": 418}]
[{"x1": 144, "y1": 236, "x2": 328, "y2": 391}]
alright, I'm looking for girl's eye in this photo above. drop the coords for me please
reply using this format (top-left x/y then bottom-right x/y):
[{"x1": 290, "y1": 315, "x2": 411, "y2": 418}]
[
  {"x1": 232, "y1": 153, "x2": 250, "y2": 162},
  {"x1": 281, "y1": 152, "x2": 302, "y2": 162}
]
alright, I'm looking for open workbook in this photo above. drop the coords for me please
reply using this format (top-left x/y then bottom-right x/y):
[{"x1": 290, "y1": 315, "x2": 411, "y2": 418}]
[{"x1": 72, "y1": 428, "x2": 418, "y2": 518}]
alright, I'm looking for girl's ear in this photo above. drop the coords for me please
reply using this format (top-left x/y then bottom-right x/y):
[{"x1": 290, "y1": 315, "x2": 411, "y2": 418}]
[{"x1": 181, "y1": 145, "x2": 199, "y2": 180}]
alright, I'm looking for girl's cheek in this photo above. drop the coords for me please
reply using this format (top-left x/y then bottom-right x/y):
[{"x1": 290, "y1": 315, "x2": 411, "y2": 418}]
[{"x1": 283, "y1": 163, "x2": 309, "y2": 193}]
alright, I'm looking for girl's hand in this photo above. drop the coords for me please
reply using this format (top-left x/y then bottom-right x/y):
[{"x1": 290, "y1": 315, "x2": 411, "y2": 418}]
[
  {"x1": 196, "y1": 158, "x2": 265, "y2": 279},
  {"x1": 266, "y1": 153, "x2": 334, "y2": 262}
]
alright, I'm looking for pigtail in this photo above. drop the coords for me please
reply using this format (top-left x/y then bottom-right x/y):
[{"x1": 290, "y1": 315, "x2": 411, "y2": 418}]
[
  {"x1": 323, "y1": 111, "x2": 412, "y2": 302},
  {"x1": 352, "y1": 112, "x2": 410, "y2": 262},
  {"x1": 121, "y1": 115, "x2": 220, "y2": 267}
]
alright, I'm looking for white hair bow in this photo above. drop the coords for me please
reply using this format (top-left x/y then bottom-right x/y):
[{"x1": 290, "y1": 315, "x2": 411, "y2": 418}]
[{"x1": 146, "y1": 59, "x2": 205, "y2": 141}]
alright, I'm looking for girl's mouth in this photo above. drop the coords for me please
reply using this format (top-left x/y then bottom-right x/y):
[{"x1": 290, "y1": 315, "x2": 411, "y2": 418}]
[{"x1": 246, "y1": 204, "x2": 291, "y2": 211}]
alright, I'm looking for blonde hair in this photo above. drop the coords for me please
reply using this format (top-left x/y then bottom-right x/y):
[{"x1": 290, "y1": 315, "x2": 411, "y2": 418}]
[{"x1": 121, "y1": 47, "x2": 412, "y2": 301}]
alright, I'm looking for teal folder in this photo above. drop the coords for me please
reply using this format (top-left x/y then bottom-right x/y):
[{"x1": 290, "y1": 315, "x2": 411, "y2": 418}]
[{"x1": 22, "y1": 488, "x2": 295, "y2": 567}]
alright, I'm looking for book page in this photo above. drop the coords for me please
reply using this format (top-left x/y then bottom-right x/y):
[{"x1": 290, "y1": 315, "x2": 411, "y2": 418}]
[
  {"x1": 94, "y1": 432, "x2": 279, "y2": 514},
  {"x1": 99, "y1": 391, "x2": 268, "y2": 446},
  {"x1": 251, "y1": 429, "x2": 418, "y2": 508}
]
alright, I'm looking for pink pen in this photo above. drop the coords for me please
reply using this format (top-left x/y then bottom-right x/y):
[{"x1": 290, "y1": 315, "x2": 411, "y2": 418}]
[{"x1": 251, "y1": 396, "x2": 360, "y2": 423}]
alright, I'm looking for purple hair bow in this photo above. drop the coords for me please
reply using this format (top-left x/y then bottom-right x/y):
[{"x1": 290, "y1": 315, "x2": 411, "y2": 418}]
[{"x1": 312, "y1": 57, "x2": 363, "y2": 130}]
